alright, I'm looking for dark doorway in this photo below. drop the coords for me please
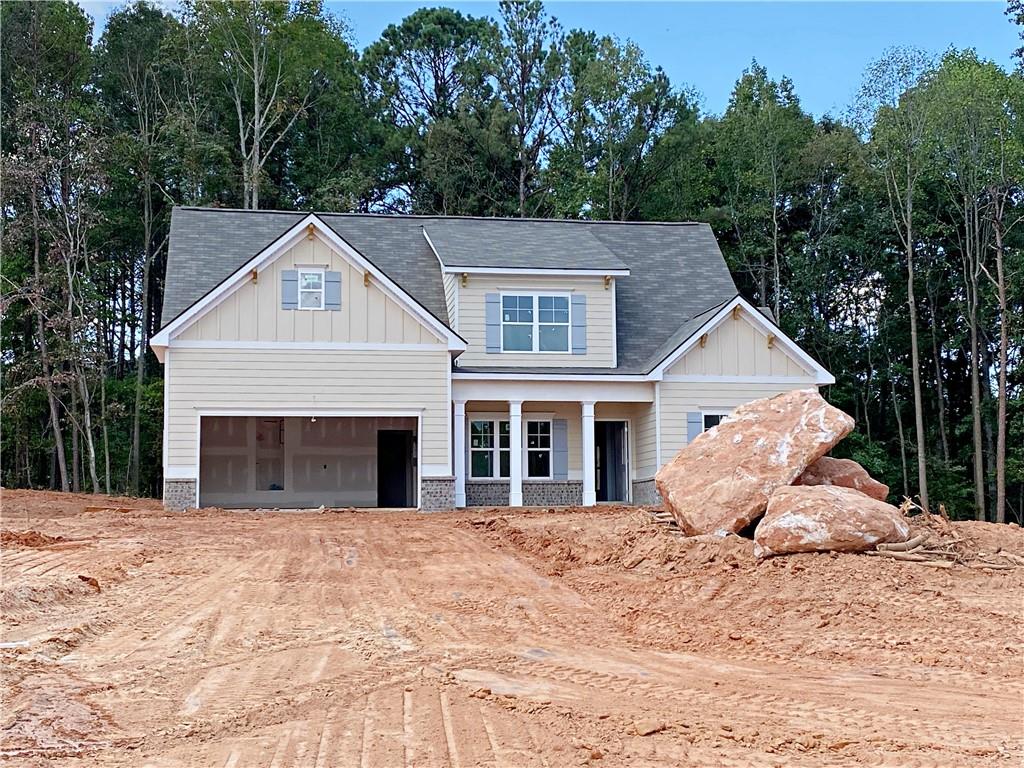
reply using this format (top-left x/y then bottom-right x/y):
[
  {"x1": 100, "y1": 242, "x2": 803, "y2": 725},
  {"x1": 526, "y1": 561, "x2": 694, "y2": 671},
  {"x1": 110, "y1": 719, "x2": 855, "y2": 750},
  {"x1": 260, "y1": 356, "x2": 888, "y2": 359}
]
[
  {"x1": 377, "y1": 430, "x2": 414, "y2": 507},
  {"x1": 595, "y1": 421, "x2": 628, "y2": 502}
]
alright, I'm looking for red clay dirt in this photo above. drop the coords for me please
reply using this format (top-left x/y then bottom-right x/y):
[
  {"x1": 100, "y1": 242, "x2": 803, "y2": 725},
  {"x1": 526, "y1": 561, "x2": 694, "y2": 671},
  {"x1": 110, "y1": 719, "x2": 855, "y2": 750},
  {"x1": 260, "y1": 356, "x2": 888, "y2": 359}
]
[{"x1": 1, "y1": 488, "x2": 1021, "y2": 767}]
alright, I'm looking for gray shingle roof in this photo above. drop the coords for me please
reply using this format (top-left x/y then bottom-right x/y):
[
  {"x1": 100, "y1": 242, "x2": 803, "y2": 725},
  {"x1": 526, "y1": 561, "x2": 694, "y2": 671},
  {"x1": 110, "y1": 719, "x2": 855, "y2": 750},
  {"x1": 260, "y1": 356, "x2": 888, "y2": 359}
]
[
  {"x1": 424, "y1": 219, "x2": 627, "y2": 271},
  {"x1": 161, "y1": 208, "x2": 739, "y2": 373}
]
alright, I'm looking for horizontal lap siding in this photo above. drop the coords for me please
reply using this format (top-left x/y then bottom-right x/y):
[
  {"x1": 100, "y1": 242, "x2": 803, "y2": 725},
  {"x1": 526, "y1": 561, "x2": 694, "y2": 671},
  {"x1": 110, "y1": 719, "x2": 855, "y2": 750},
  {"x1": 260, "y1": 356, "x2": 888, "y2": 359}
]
[
  {"x1": 658, "y1": 382, "x2": 816, "y2": 462},
  {"x1": 456, "y1": 276, "x2": 614, "y2": 367},
  {"x1": 167, "y1": 349, "x2": 450, "y2": 468}
]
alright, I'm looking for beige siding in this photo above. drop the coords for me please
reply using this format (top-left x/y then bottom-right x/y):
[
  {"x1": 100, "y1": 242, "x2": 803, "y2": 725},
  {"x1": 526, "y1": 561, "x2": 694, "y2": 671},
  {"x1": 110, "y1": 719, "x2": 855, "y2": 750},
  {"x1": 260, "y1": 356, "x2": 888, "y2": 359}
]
[
  {"x1": 166, "y1": 348, "x2": 450, "y2": 470},
  {"x1": 631, "y1": 400, "x2": 659, "y2": 479},
  {"x1": 659, "y1": 381, "x2": 815, "y2": 462},
  {"x1": 455, "y1": 276, "x2": 615, "y2": 367},
  {"x1": 442, "y1": 272, "x2": 458, "y2": 331},
  {"x1": 667, "y1": 309, "x2": 811, "y2": 377},
  {"x1": 178, "y1": 238, "x2": 441, "y2": 345}
]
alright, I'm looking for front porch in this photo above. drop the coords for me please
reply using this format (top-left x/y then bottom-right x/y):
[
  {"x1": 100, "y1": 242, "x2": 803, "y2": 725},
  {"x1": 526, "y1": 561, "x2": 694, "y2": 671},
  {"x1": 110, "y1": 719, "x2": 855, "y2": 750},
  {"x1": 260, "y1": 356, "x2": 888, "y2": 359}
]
[{"x1": 451, "y1": 377, "x2": 658, "y2": 508}]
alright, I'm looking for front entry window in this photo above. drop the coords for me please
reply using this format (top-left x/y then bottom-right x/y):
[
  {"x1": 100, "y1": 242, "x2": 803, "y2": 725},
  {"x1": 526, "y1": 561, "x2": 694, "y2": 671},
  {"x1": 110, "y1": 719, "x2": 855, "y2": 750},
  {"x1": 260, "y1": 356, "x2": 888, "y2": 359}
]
[
  {"x1": 526, "y1": 420, "x2": 552, "y2": 478},
  {"x1": 470, "y1": 420, "x2": 510, "y2": 478}
]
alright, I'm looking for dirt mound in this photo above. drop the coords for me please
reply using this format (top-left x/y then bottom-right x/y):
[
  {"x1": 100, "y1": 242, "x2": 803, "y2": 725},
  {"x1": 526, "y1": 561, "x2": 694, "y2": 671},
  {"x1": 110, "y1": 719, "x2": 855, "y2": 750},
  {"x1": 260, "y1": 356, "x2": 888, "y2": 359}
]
[
  {"x1": 466, "y1": 510, "x2": 756, "y2": 576},
  {"x1": 1, "y1": 530, "x2": 66, "y2": 548}
]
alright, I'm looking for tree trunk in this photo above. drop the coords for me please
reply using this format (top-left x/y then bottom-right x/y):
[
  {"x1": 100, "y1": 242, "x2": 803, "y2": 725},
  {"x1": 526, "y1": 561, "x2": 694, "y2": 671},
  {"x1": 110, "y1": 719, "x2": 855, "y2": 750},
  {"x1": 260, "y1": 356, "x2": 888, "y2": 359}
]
[
  {"x1": 30, "y1": 132, "x2": 69, "y2": 492},
  {"x1": 101, "y1": 367, "x2": 111, "y2": 495},
  {"x1": 904, "y1": 198, "x2": 929, "y2": 512},
  {"x1": 71, "y1": 383, "x2": 81, "y2": 493},
  {"x1": 891, "y1": 378, "x2": 909, "y2": 500},
  {"x1": 131, "y1": 178, "x2": 153, "y2": 494},
  {"x1": 927, "y1": 294, "x2": 950, "y2": 464},
  {"x1": 991, "y1": 195, "x2": 1008, "y2": 524},
  {"x1": 969, "y1": 304, "x2": 985, "y2": 520}
]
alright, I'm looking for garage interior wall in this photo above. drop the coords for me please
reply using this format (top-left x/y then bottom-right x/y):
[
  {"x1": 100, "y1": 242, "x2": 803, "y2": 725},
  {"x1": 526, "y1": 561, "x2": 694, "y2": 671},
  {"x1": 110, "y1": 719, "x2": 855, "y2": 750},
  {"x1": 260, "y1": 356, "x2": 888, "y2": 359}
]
[{"x1": 199, "y1": 415, "x2": 417, "y2": 508}]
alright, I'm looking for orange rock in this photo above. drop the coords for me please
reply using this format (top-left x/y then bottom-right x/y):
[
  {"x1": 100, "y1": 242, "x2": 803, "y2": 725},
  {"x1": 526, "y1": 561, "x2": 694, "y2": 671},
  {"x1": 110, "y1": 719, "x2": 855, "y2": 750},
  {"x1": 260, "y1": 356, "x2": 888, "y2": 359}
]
[
  {"x1": 796, "y1": 456, "x2": 889, "y2": 502},
  {"x1": 754, "y1": 485, "x2": 910, "y2": 558},
  {"x1": 655, "y1": 389, "x2": 855, "y2": 536}
]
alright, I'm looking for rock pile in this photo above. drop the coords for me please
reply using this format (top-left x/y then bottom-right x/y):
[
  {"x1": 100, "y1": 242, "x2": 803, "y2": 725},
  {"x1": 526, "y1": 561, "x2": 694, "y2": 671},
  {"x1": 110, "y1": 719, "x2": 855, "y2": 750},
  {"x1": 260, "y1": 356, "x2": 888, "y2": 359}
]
[{"x1": 654, "y1": 388, "x2": 909, "y2": 557}]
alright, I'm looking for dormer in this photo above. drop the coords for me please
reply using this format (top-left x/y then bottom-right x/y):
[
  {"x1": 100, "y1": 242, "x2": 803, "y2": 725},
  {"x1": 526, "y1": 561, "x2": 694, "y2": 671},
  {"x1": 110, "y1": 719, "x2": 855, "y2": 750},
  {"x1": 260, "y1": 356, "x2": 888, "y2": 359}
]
[{"x1": 423, "y1": 220, "x2": 629, "y2": 369}]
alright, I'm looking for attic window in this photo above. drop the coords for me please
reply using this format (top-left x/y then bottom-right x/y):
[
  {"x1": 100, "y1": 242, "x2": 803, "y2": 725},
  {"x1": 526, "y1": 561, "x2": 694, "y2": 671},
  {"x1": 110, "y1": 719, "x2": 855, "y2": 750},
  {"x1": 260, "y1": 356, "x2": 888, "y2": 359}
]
[{"x1": 298, "y1": 268, "x2": 324, "y2": 310}]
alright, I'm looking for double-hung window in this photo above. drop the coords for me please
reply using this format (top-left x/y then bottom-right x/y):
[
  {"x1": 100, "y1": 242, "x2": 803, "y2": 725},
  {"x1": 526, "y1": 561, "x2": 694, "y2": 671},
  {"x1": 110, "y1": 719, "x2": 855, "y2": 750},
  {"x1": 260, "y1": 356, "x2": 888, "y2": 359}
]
[
  {"x1": 298, "y1": 268, "x2": 325, "y2": 310},
  {"x1": 470, "y1": 420, "x2": 510, "y2": 478},
  {"x1": 526, "y1": 420, "x2": 552, "y2": 478},
  {"x1": 501, "y1": 294, "x2": 570, "y2": 352}
]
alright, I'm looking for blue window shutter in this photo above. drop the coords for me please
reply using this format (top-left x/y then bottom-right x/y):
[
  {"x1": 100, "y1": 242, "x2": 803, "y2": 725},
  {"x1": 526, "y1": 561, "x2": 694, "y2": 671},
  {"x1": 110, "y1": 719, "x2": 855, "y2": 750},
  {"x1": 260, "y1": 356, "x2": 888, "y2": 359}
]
[
  {"x1": 325, "y1": 271, "x2": 342, "y2": 310},
  {"x1": 552, "y1": 419, "x2": 568, "y2": 480},
  {"x1": 485, "y1": 293, "x2": 500, "y2": 353},
  {"x1": 687, "y1": 412, "x2": 703, "y2": 443},
  {"x1": 571, "y1": 294, "x2": 587, "y2": 355},
  {"x1": 281, "y1": 270, "x2": 298, "y2": 310}
]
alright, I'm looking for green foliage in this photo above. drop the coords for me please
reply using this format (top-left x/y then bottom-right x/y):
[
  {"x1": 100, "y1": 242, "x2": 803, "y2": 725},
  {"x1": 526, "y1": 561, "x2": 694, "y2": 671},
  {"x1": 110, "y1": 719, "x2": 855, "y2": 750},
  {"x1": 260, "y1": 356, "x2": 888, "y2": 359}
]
[{"x1": 1, "y1": 2, "x2": 1020, "y2": 522}]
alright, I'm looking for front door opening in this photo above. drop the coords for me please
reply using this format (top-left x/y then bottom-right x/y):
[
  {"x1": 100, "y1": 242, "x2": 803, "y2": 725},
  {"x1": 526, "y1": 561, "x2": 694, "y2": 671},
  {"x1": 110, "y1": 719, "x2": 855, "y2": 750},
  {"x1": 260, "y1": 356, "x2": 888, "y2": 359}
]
[
  {"x1": 377, "y1": 429, "x2": 415, "y2": 507},
  {"x1": 595, "y1": 421, "x2": 628, "y2": 503}
]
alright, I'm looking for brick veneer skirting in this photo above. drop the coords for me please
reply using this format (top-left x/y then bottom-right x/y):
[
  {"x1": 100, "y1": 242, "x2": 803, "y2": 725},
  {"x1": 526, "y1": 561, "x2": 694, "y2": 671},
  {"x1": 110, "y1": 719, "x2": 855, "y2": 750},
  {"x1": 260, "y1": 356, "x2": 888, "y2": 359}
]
[
  {"x1": 631, "y1": 478, "x2": 660, "y2": 506},
  {"x1": 164, "y1": 479, "x2": 197, "y2": 511},
  {"x1": 420, "y1": 477, "x2": 455, "y2": 511},
  {"x1": 465, "y1": 480, "x2": 584, "y2": 507},
  {"x1": 465, "y1": 481, "x2": 510, "y2": 507}
]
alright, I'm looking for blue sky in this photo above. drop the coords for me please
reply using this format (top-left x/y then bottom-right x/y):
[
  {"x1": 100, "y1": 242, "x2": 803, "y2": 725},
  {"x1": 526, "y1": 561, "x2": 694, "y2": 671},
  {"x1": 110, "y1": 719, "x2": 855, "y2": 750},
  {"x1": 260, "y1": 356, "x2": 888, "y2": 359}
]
[{"x1": 80, "y1": 1, "x2": 1017, "y2": 118}]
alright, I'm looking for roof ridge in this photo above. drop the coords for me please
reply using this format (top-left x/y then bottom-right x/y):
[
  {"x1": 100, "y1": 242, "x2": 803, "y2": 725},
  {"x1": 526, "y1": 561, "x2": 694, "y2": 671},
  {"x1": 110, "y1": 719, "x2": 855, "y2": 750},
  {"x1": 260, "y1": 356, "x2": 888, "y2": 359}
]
[{"x1": 174, "y1": 206, "x2": 704, "y2": 227}]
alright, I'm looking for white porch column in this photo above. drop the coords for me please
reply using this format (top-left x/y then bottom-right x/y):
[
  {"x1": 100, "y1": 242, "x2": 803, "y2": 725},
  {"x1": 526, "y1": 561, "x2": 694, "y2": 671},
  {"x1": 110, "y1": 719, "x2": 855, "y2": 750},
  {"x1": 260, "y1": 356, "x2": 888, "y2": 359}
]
[
  {"x1": 453, "y1": 400, "x2": 467, "y2": 507},
  {"x1": 509, "y1": 400, "x2": 523, "y2": 506},
  {"x1": 582, "y1": 401, "x2": 596, "y2": 506}
]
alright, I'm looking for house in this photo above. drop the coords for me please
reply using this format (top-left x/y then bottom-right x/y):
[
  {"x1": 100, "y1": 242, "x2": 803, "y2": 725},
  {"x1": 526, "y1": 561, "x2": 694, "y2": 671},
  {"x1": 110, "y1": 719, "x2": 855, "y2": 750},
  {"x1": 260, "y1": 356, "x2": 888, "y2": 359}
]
[{"x1": 152, "y1": 207, "x2": 834, "y2": 511}]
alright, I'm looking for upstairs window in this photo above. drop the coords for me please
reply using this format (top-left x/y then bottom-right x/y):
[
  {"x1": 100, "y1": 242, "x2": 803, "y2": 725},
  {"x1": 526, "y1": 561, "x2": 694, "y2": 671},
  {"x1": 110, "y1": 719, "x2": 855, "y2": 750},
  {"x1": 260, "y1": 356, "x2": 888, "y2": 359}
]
[
  {"x1": 501, "y1": 294, "x2": 570, "y2": 352},
  {"x1": 298, "y1": 268, "x2": 325, "y2": 310}
]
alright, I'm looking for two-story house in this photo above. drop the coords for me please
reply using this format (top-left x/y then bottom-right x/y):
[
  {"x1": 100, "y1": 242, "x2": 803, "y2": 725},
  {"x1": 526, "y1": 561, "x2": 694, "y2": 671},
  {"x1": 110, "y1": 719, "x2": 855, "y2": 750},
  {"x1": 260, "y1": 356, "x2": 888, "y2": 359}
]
[{"x1": 152, "y1": 207, "x2": 834, "y2": 511}]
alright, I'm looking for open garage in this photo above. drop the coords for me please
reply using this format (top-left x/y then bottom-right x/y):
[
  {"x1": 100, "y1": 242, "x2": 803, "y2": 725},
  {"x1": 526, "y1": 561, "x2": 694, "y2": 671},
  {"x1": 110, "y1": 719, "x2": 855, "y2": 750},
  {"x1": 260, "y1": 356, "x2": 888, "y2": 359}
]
[{"x1": 197, "y1": 415, "x2": 418, "y2": 509}]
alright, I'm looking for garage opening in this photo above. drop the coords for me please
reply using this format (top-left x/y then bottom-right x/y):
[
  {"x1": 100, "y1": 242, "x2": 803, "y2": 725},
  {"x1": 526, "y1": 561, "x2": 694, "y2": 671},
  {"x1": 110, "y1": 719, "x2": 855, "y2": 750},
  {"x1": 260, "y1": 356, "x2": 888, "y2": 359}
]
[{"x1": 198, "y1": 416, "x2": 418, "y2": 509}]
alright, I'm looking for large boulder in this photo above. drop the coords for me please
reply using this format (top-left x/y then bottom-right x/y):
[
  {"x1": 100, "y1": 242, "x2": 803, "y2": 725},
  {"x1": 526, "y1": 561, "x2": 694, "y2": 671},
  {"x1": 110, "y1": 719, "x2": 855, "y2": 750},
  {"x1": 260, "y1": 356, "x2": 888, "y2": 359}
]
[
  {"x1": 655, "y1": 388, "x2": 854, "y2": 536},
  {"x1": 795, "y1": 456, "x2": 889, "y2": 502},
  {"x1": 754, "y1": 485, "x2": 910, "y2": 558}
]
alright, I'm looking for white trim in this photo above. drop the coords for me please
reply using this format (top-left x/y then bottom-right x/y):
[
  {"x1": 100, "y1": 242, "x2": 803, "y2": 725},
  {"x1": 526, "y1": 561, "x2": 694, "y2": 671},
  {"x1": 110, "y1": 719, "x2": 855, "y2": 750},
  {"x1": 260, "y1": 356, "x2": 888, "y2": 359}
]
[
  {"x1": 581, "y1": 401, "x2": 596, "y2": 506},
  {"x1": 648, "y1": 296, "x2": 834, "y2": 385},
  {"x1": 169, "y1": 340, "x2": 448, "y2": 352},
  {"x1": 452, "y1": 372, "x2": 648, "y2": 382},
  {"x1": 498, "y1": 291, "x2": 571, "y2": 354},
  {"x1": 654, "y1": 381, "x2": 663, "y2": 469},
  {"x1": 454, "y1": 378, "x2": 654, "y2": 404},
  {"x1": 610, "y1": 279, "x2": 618, "y2": 369},
  {"x1": 663, "y1": 374, "x2": 821, "y2": 384},
  {"x1": 445, "y1": 365, "x2": 453, "y2": 476},
  {"x1": 421, "y1": 464, "x2": 449, "y2": 478},
  {"x1": 151, "y1": 214, "x2": 466, "y2": 356},
  {"x1": 416, "y1": 412, "x2": 423, "y2": 508},
  {"x1": 164, "y1": 465, "x2": 196, "y2": 479},
  {"x1": 162, "y1": 348, "x2": 170, "y2": 472},
  {"x1": 195, "y1": 407, "x2": 424, "y2": 418},
  {"x1": 441, "y1": 266, "x2": 630, "y2": 277},
  {"x1": 699, "y1": 408, "x2": 732, "y2": 431}
]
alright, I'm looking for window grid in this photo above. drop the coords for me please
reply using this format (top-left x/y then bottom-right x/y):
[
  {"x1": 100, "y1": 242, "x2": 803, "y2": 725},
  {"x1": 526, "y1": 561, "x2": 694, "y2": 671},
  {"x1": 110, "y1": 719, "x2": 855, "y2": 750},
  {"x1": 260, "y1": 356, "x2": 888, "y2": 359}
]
[
  {"x1": 298, "y1": 268, "x2": 325, "y2": 310},
  {"x1": 468, "y1": 418, "x2": 552, "y2": 479}
]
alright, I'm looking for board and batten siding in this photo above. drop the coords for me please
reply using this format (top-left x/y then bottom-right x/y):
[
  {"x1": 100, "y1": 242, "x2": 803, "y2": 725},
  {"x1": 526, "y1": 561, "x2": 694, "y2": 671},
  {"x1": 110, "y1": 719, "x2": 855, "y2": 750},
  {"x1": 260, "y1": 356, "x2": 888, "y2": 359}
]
[
  {"x1": 165, "y1": 348, "x2": 451, "y2": 471},
  {"x1": 177, "y1": 238, "x2": 441, "y2": 345},
  {"x1": 666, "y1": 310, "x2": 808, "y2": 378},
  {"x1": 455, "y1": 276, "x2": 615, "y2": 367}
]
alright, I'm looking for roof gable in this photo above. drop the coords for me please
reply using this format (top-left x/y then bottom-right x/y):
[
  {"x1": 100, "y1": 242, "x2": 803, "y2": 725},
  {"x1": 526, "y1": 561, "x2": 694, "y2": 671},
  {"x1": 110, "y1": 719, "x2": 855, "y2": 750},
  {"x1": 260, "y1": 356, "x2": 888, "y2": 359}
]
[{"x1": 152, "y1": 214, "x2": 466, "y2": 360}]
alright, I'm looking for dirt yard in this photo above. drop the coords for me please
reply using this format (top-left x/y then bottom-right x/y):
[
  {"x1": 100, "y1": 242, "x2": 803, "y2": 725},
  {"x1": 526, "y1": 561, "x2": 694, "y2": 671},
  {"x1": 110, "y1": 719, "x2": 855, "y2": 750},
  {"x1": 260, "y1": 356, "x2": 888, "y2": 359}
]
[{"x1": 1, "y1": 489, "x2": 1022, "y2": 767}]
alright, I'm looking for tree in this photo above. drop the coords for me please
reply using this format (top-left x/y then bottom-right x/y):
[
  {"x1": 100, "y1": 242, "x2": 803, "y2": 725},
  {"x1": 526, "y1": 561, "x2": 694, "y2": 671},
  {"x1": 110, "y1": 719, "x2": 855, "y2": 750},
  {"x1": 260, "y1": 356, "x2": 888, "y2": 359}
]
[
  {"x1": 188, "y1": 0, "x2": 341, "y2": 209},
  {"x1": 491, "y1": 0, "x2": 563, "y2": 216},
  {"x1": 857, "y1": 47, "x2": 934, "y2": 513}
]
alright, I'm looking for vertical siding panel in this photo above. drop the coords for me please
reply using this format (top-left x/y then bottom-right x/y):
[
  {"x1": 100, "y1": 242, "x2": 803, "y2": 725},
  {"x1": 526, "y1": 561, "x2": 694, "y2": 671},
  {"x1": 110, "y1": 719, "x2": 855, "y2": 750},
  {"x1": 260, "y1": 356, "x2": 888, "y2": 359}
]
[{"x1": 367, "y1": 288, "x2": 386, "y2": 343}]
